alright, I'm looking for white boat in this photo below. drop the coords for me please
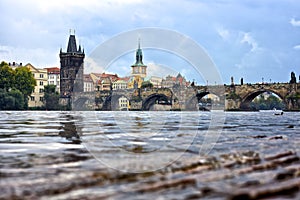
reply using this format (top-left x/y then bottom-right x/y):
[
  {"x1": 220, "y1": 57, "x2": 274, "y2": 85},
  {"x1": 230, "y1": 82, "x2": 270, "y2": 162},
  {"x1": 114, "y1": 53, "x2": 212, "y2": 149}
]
[{"x1": 273, "y1": 108, "x2": 283, "y2": 115}]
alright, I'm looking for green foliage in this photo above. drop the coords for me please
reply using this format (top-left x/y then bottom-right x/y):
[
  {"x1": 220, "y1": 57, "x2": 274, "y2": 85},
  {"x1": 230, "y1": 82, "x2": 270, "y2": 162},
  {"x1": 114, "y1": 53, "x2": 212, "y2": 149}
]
[
  {"x1": 0, "y1": 88, "x2": 25, "y2": 110},
  {"x1": 14, "y1": 66, "x2": 36, "y2": 97},
  {"x1": 44, "y1": 85, "x2": 60, "y2": 110},
  {"x1": 0, "y1": 61, "x2": 36, "y2": 110},
  {"x1": 250, "y1": 94, "x2": 285, "y2": 110},
  {"x1": 287, "y1": 93, "x2": 300, "y2": 99},
  {"x1": 226, "y1": 92, "x2": 241, "y2": 100},
  {"x1": 141, "y1": 81, "x2": 153, "y2": 89},
  {"x1": 0, "y1": 62, "x2": 15, "y2": 90}
]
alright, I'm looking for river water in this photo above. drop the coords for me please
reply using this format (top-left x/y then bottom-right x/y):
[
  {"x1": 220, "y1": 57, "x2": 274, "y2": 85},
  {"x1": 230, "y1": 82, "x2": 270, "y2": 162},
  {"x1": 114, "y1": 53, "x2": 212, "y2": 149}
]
[{"x1": 1, "y1": 111, "x2": 300, "y2": 199}]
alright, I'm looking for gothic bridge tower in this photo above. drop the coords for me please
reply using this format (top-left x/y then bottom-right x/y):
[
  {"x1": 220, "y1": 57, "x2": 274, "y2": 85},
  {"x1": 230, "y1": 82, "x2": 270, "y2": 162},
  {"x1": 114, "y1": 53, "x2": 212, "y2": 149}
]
[{"x1": 59, "y1": 33, "x2": 85, "y2": 106}]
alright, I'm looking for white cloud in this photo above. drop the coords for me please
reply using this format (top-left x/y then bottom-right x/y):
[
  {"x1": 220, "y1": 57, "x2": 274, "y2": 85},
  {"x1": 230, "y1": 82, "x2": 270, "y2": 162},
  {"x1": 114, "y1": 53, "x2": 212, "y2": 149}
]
[
  {"x1": 147, "y1": 63, "x2": 177, "y2": 78},
  {"x1": 290, "y1": 18, "x2": 300, "y2": 27},
  {"x1": 216, "y1": 27, "x2": 230, "y2": 41},
  {"x1": 0, "y1": 45, "x2": 58, "y2": 67},
  {"x1": 293, "y1": 45, "x2": 300, "y2": 50},
  {"x1": 241, "y1": 32, "x2": 258, "y2": 52},
  {"x1": 85, "y1": 57, "x2": 106, "y2": 74},
  {"x1": 1, "y1": 0, "x2": 300, "y2": 84}
]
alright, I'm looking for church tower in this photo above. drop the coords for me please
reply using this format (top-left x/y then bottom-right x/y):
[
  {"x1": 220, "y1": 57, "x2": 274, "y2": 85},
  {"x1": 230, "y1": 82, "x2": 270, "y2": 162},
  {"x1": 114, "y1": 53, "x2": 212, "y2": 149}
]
[
  {"x1": 131, "y1": 39, "x2": 147, "y2": 78},
  {"x1": 59, "y1": 32, "x2": 85, "y2": 105}
]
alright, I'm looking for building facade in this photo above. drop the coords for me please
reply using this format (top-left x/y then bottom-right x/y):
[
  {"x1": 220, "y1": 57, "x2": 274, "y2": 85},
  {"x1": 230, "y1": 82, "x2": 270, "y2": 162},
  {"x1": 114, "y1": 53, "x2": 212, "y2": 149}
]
[
  {"x1": 45, "y1": 67, "x2": 60, "y2": 93},
  {"x1": 118, "y1": 96, "x2": 129, "y2": 111},
  {"x1": 90, "y1": 73, "x2": 119, "y2": 91},
  {"x1": 59, "y1": 34, "x2": 85, "y2": 104},
  {"x1": 83, "y1": 74, "x2": 94, "y2": 92},
  {"x1": 162, "y1": 73, "x2": 189, "y2": 88},
  {"x1": 112, "y1": 79, "x2": 128, "y2": 90},
  {"x1": 26, "y1": 63, "x2": 48, "y2": 108},
  {"x1": 149, "y1": 76, "x2": 163, "y2": 88}
]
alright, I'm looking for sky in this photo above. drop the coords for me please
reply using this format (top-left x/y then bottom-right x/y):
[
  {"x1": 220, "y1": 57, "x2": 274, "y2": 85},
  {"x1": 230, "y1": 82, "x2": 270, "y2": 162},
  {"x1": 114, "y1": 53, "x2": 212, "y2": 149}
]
[{"x1": 1, "y1": 0, "x2": 300, "y2": 84}]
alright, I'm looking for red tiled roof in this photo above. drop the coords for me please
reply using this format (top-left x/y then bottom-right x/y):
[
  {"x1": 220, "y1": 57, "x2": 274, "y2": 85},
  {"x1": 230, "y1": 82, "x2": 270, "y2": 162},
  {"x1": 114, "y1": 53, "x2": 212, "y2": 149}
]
[
  {"x1": 45, "y1": 67, "x2": 60, "y2": 74},
  {"x1": 92, "y1": 72, "x2": 119, "y2": 81},
  {"x1": 118, "y1": 76, "x2": 130, "y2": 81}
]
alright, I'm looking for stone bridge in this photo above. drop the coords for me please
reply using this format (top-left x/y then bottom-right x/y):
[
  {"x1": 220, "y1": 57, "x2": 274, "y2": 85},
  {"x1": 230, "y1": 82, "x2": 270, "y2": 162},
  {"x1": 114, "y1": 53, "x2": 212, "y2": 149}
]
[
  {"x1": 193, "y1": 83, "x2": 300, "y2": 110},
  {"x1": 70, "y1": 83, "x2": 300, "y2": 111},
  {"x1": 100, "y1": 88, "x2": 174, "y2": 111}
]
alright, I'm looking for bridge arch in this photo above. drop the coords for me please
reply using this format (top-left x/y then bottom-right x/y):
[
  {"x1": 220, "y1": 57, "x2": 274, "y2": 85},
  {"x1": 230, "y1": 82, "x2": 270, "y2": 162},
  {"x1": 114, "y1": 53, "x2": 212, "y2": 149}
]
[
  {"x1": 102, "y1": 94, "x2": 130, "y2": 111},
  {"x1": 240, "y1": 89, "x2": 285, "y2": 110},
  {"x1": 142, "y1": 93, "x2": 171, "y2": 111},
  {"x1": 185, "y1": 92, "x2": 222, "y2": 111}
]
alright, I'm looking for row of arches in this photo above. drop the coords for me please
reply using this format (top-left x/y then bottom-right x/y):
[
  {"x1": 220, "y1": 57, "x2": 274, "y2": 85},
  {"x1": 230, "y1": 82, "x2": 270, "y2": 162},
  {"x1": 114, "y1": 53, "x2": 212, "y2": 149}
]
[{"x1": 73, "y1": 89, "x2": 287, "y2": 111}]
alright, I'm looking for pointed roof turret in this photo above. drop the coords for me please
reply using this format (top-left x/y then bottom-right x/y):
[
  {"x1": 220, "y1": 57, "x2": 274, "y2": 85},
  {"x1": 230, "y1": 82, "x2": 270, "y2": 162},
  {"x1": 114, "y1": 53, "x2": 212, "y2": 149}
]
[
  {"x1": 67, "y1": 34, "x2": 77, "y2": 53},
  {"x1": 135, "y1": 38, "x2": 143, "y2": 65},
  {"x1": 177, "y1": 73, "x2": 183, "y2": 78}
]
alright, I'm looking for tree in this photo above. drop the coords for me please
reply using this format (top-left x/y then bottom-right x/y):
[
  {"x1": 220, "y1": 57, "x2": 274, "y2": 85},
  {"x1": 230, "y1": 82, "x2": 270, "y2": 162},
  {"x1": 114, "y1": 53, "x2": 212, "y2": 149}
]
[
  {"x1": 0, "y1": 62, "x2": 36, "y2": 110},
  {"x1": 44, "y1": 85, "x2": 60, "y2": 110},
  {"x1": 141, "y1": 81, "x2": 153, "y2": 89},
  {"x1": 0, "y1": 62, "x2": 15, "y2": 90},
  {"x1": 14, "y1": 66, "x2": 36, "y2": 109},
  {"x1": 250, "y1": 93, "x2": 285, "y2": 110},
  {"x1": 14, "y1": 66, "x2": 36, "y2": 97},
  {"x1": 9, "y1": 88, "x2": 25, "y2": 110},
  {"x1": 0, "y1": 88, "x2": 25, "y2": 110}
]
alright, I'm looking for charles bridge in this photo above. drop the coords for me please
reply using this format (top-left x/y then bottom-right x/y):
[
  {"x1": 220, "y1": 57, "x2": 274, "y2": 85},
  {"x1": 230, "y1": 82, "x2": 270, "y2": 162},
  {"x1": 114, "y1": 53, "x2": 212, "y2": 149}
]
[
  {"x1": 59, "y1": 33, "x2": 300, "y2": 111},
  {"x1": 72, "y1": 82, "x2": 300, "y2": 111}
]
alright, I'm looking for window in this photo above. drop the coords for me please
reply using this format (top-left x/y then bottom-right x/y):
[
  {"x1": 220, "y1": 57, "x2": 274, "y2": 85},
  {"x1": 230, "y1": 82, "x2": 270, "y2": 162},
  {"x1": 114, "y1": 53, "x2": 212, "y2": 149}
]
[
  {"x1": 40, "y1": 97, "x2": 44, "y2": 102},
  {"x1": 40, "y1": 81, "x2": 43, "y2": 86},
  {"x1": 40, "y1": 74, "x2": 44, "y2": 78},
  {"x1": 39, "y1": 88, "x2": 44, "y2": 93},
  {"x1": 30, "y1": 96, "x2": 35, "y2": 101}
]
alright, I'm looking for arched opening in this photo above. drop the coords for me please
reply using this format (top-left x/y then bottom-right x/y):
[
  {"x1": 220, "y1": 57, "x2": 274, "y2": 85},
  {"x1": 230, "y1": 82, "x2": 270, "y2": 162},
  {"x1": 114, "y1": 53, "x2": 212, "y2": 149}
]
[
  {"x1": 198, "y1": 93, "x2": 221, "y2": 111},
  {"x1": 103, "y1": 94, "x2": 130, "y2": 111},
  {"x1": 142, "y1": 94, "x2": 171, "y2": 111},
  {"x1": 185, "y1": 92, "x2": 222, "y2": 111},
  {"x1": 241, "y1": 90, "x2": 286, "y2": 111}
]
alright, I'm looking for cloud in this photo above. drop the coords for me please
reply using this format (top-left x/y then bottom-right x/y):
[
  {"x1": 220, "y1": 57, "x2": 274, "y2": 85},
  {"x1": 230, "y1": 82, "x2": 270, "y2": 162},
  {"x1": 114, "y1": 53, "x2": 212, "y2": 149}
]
[
  {"x1": 85, "y1": 57, "x2": 106, "y2": 74},
  {"x1": 147, "y1": 62, "x2": 177, "y2": 78},
  {"x1": 240, "y1": 32, "x2": 258, "y2": 52},
  {"x1": 216, "y1": 27, "x2": 230, "y2": 41},
  {"x1": 290, "y1": 18, "x2": 300, "y2": 27},
  {"x1": 1, "y1": 0, "x2": 300, "y2": 84},
  {"x1": 293, "y1": 45, "x2": 300, "y2": 50},
  {"x1": 0, "y1": 45, "x2": 58, "y2": 67}
]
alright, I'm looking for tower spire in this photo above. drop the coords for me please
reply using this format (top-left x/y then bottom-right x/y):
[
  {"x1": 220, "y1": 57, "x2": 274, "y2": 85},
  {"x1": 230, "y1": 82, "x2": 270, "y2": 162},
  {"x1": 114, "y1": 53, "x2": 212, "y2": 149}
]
[
  {"x1": 135, "y1": 38, "x2": 143, "y2": 65},
  {"x1": 67, "y1": 34, "x2": 77, "y2": 52},
  {"x1": 138, "y1": 37, "x2": 141, "y2": 49}
]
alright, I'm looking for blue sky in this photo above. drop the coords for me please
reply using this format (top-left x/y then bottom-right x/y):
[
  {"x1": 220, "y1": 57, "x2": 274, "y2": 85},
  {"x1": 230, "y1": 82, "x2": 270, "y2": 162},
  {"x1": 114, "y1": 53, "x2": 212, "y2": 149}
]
[{"x1": 0, "y1": 0, "x2": 300, "y2": 84}]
